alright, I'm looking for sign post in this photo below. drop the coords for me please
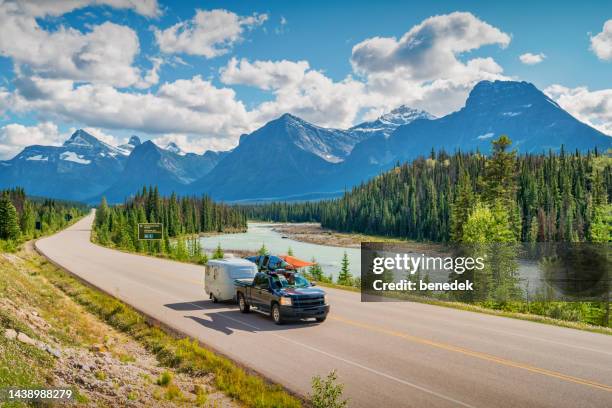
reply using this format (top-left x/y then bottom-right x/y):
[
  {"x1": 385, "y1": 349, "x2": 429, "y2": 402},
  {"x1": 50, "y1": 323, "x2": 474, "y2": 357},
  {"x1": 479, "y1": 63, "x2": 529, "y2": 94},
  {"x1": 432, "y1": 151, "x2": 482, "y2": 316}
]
[{"x1": 138, "y1": 223, "x2": 163, "y2": 240}]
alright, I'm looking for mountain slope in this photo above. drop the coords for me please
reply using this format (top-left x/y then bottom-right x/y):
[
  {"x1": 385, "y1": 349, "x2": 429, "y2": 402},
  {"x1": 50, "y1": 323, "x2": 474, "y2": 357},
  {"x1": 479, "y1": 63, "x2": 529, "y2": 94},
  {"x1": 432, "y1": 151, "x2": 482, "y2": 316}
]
[
  {"x1": 191, "y1": 114, "x2": 371, "y2": 201},
  {"x1": 331, "y1": 80, "x2": 612, "y2": 190},
  {"x1": 0, "y1": 130, "x2": 127, "y2": 201},
  {"x1": 97, "y1": 141, "x2": 223, "y2": 203},
  {"x1": 388, "y1": 81, "x2": 612, "y2": 160}
]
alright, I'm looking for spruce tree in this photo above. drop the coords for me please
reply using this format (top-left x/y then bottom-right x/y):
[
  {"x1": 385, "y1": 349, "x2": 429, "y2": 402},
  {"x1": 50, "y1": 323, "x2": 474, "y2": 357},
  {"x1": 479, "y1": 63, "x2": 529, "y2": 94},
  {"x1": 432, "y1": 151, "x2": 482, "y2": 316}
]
[
  {"x1": 258, "y1": 243, "x2": 268, "y2": 255},
  {"x1": 0, "y1": 194, "x2": 21, "y2": 241},
  {"x1": 337, "y1": 252, "x2": 353, "y2": 286}
]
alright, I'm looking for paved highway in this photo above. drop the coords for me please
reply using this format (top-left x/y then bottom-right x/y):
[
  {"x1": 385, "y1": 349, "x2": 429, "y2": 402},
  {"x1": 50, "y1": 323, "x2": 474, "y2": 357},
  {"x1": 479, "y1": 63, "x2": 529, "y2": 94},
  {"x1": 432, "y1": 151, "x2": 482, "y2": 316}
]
[{"x1": 36, "y1": 213, "x2": 612, "y2": 407}]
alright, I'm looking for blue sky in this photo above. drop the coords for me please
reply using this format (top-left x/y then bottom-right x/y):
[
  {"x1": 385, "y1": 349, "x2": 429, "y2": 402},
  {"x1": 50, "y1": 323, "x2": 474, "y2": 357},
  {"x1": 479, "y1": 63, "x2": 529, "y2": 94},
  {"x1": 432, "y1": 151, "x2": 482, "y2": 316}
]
[{"x1": 0, "y1": 0, "x2": 611, "y2": 158}]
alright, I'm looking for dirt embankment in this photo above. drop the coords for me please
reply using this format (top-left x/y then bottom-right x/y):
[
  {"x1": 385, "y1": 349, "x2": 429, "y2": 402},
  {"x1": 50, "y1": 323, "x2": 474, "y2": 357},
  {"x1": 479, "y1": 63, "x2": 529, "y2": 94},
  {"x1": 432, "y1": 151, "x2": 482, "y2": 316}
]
[{"x1": 0, "y1": 246, "x2": 237, "y2": 407}]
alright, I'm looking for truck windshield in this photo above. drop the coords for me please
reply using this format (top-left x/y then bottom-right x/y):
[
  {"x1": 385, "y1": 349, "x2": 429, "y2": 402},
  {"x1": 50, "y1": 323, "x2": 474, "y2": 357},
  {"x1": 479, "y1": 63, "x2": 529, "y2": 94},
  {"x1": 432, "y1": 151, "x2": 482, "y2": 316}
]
[{"x1": 270, "y1": 274, "x2": 289, "y2": 289}]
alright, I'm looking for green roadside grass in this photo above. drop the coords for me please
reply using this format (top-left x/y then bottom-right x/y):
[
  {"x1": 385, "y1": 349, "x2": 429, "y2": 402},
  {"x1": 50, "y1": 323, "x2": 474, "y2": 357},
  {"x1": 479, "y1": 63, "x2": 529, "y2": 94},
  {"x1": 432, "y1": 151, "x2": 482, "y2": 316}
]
[
  {"x1": 313, "y1": 281, "x2": 612, "y2": 336},
  {"x1": 31, "y1": 253, "x2": 302, "y2": 408}
]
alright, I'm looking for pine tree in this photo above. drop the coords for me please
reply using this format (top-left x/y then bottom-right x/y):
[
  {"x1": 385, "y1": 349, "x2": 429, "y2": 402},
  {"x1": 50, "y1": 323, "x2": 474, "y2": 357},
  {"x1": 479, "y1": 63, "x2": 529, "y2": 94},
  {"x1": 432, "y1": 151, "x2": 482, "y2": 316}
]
[
  {"x1": 337, "y1": 252, "x2": 353, "y2": 286},
  {"x1": 308, "y1": 258, "x2": 324, "y2": 281},
  {"x1": 0, "y1": 193, "x2": 21, "y2": 240},
  {"x1": 212, "y1": 243, "x2": 224, "y2": 259},
  {"x1": 258, "y1": 243, "x2": 268, "y2": 255},
  {"x1": 287, "y1": 246, "x2": 294, "y2": 256},
  {"x1": 95, "y1": 197, "x2": 109, "y2": 228}
]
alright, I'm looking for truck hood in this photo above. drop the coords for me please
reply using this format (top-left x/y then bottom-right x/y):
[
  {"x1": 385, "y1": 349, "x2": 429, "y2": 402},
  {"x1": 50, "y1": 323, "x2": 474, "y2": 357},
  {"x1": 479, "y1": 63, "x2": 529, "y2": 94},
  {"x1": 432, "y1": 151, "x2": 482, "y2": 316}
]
[{"x1": 281, "y1": 287, "x2": 325, "y2": 297}]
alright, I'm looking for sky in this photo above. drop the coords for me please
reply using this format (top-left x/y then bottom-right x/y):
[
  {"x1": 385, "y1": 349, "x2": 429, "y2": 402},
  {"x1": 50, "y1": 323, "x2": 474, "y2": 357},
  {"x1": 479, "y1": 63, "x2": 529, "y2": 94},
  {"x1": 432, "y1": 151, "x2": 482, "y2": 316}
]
[{"x1": 0, "y1": 0, "x2": 611, "y2": 159}]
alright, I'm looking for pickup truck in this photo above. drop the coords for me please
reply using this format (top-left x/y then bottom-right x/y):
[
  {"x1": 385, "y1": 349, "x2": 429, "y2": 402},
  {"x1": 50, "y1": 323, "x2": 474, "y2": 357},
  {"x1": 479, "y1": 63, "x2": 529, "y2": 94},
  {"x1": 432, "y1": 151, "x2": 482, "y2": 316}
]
[{"x1": 235, "y1": 271, "x2": 329, "y2": 324}]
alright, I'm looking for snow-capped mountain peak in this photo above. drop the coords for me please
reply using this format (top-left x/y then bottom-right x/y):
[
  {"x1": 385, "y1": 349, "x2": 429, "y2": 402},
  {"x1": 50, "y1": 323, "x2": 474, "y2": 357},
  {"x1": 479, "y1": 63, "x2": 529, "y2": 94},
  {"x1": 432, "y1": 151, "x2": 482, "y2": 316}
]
[
  {"x1": 350, "y1": 106, "x2": 435, "y2": 138},
  {"x1": 165, "y1": 142, "x2": 186, "y2": 155},
  {"x1": 118, "y1": 135, "x2": 142, "y2": 153}
]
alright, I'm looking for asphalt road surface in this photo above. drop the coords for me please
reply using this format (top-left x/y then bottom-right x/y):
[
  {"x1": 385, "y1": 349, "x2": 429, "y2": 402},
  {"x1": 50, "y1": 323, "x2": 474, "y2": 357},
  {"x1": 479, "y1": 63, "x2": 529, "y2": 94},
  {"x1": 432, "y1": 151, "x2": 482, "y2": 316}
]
[{"x1": 36, "y1": 213, "x2": 612, "y2": 407}]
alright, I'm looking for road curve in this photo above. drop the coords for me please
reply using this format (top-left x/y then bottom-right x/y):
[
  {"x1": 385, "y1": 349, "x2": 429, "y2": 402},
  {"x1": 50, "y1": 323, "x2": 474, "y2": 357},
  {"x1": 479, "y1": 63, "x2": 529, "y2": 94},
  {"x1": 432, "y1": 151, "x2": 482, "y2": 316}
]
[{"x1": 36, "y1": 213, "x2": 612, "y2": 407}]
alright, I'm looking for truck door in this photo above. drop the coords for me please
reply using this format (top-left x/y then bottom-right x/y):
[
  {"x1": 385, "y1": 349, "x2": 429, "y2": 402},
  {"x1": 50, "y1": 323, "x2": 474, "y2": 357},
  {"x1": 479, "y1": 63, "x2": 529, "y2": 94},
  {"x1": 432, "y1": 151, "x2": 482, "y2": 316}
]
[{"x1": 251, "y1": 273, "x2": 269, "y2": 310}]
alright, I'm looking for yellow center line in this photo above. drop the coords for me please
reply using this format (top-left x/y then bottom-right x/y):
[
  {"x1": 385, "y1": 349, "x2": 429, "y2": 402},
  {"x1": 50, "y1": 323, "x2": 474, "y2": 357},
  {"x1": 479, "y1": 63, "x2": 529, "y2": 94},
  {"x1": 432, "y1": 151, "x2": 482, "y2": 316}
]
[{"x1": 330, "y1": 315, "x2": 612, "y2": 393}]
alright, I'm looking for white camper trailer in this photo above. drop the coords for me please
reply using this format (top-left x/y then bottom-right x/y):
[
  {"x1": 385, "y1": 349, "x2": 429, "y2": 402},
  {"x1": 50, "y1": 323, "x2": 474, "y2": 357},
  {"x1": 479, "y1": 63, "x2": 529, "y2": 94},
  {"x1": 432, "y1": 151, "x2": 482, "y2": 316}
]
[{"x1": 204, "y1": 258, "x2": 258, "y2": 302}]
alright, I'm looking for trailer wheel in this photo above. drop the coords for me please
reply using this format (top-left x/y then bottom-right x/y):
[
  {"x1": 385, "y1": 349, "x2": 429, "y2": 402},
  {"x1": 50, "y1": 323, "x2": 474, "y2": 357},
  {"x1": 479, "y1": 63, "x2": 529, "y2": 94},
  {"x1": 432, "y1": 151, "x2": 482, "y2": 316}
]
[
  {"x1": 238, "y1": 293, "x2": 250, "y2": 313},
  {"x1": 272, "y1": 303, "x2": 284, "y2": 325}
]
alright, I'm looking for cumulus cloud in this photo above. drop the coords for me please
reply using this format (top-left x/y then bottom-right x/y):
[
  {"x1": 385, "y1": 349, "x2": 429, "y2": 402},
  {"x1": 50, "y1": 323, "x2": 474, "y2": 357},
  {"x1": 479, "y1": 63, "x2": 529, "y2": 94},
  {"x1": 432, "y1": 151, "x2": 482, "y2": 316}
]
[
  {"x1": 590, "y1": 20, "x2": 612, "y2": 61},
  {"x1": 545, "y1": 84, "x2": 612, "y2": 135},
  {"x1": 220, "y1": 58, "x2": 309, "y2": 90},
  {"x1": 0, "y1": 2, "x2": 158, "y2": 88},
  {"x1": 2, "y1": 0, "x2": 160, "y2": 18},
  {"x1": 10, "y1": 75, "x2": 252, "y2": 142},
  {"x1": 347, "y1": 12, "x2": 511, "y2": 116},
  {"x1": 519, "y1": 52, "x2": 546, "y2": 65},
  {"x1": 220, "y1": 58, "x2": 365, "y2": 128},
  {"x1": 351, "y1": 11, "x2": 510, "y2": 79},
  {"x1": 152, "y1": 133, "x2": 231, "y2": 154},
  {"x1": 0, "y1": 121, "x2": 66, "y2": 159},
  {"x1": 154, "y1": 9, "x2": 267, "y2": 58}
]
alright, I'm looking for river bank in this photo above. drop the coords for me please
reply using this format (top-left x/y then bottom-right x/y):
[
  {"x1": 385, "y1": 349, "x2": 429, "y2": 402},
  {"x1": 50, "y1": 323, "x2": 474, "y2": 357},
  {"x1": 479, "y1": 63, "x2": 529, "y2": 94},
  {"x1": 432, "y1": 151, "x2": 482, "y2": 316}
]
[{"x1": 269, "y1": 222, "x2": 442, "y2": 252}]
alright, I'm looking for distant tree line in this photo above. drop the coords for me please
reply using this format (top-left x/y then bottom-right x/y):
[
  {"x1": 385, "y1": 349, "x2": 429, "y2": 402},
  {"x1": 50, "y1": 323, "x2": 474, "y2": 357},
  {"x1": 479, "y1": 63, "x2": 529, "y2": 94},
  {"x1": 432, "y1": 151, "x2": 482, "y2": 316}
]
[
  {"x1": 0, "y1": 187, "x2": 88, "y2": 251},
  {"x1": 243, "y1": 137, "x2": 611, "y2": 244},
  {"x1": 94, "y1": 186, "x2": 247, "y2": 262}
]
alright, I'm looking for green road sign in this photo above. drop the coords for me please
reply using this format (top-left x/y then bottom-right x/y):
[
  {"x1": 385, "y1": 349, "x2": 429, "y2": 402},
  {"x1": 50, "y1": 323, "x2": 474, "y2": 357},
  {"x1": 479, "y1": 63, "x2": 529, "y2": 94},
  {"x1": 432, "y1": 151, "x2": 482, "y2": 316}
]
[{"x1": 138, "y1": 223, "x2": 163, "y2": 240}]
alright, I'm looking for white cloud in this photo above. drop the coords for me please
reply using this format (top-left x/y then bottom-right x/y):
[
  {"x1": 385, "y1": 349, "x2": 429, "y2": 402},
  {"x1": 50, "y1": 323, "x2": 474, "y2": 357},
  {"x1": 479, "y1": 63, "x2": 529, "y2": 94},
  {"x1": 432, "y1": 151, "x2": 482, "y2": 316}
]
[
  {"x1": 351, "y1": 11, "x2": 510, "y2": 79},
  {"x1": 218, "y1": 13, "x2": 513, "y2": 128},
  {"x1": 153, "y1": 9, "x2": 267, "y2": 58},
  {"x1": 545, "y1": 84, "x2": 612, "y2": 135},
  {"x1": 590, "y1": 20, "x2": 612, "y2": 61},
  {"x1": 0, "y1": 3, "x2": 157, "y2": 88},
  {"x1": 220, "y1": 58, "x2": 309, "y2": 90},
  {"x1": 3, "y1": 0, "x2": 160, "y2": 18},
  {"x1": 519, "y1": 52, "x2": 545, "y2": 65},
  {"x1": 220, "y1": 58, "x2": 365, "y2": 128},
  {"x1": 11, "y1": 75, "x2": 252, "y2": 141},
  {"x1": 0, "y1": 121, "x2": 65, "y2": 159},
  {"x1": 347, "y1": 12, "x2": 511, "y2": 117},
  {"x1": 152, "y1": 133, "x2": 231, "y2": 154}
]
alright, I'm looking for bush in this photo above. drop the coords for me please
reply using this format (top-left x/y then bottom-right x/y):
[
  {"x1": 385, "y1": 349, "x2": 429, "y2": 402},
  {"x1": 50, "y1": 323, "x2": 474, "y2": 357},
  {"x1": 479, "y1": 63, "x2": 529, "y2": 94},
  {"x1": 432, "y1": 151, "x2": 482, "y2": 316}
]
[{"x1": 310, "y1": 370, "x2": 348, "y2": 408}]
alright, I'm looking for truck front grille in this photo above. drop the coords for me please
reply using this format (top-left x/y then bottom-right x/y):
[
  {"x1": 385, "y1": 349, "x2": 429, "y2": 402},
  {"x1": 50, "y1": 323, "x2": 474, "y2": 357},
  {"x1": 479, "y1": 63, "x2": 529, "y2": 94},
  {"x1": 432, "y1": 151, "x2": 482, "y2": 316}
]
[{"x1": 293, "y1": 296, "x2": 325, "y2": 308}]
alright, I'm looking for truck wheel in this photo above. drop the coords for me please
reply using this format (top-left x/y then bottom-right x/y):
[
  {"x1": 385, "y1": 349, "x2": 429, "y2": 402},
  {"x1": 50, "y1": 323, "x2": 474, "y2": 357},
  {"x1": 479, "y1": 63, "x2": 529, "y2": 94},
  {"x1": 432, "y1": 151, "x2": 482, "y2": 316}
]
[
  {"x1": 271, "y1": 303, "x2": 284, "y2": 325},
  {"x1": 212, "y1": 295, "x2": 218, "y2": 303},
  {"x1": 316, "y1": 316, "x2": 327, "y2": 323},
  {"x1": 238, "y1": 293, "x2": 250, "y2": 313}
]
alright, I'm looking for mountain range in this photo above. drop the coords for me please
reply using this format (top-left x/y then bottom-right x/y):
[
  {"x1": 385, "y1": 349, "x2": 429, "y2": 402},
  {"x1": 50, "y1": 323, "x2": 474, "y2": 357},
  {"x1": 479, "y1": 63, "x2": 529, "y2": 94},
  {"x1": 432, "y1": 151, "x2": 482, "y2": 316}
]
[{"x1": 0, "y1": 80, "x2": 610, "y2": 203}]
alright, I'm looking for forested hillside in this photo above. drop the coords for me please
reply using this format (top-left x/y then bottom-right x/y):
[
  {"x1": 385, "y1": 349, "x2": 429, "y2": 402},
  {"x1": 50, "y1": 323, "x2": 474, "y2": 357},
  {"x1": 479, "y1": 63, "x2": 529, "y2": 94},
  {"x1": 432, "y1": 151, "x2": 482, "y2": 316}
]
[
  {"x1": 94, "y1": 186, "x2": 247, "y2": 261},
  {"x1": 244, "y1": 137, "x2": 612, "y2": 243},
  {"x1": 0, "y1": 187, "x2": 88, "y2": 251}
]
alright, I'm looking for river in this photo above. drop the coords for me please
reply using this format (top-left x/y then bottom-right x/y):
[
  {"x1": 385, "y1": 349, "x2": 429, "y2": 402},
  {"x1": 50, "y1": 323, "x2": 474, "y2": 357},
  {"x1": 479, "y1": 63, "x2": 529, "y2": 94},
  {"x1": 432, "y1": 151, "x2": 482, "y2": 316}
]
[{"x1": 200, "y1": 222, "x2": 361, "y2": 280}]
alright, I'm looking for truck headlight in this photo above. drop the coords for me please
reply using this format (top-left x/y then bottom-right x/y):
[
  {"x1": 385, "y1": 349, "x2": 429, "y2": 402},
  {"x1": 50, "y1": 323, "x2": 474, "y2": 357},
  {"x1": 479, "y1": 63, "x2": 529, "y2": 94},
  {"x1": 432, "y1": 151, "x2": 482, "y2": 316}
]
[
  {"x1": 279, "y1": 297, "x2": 292, "y2": 306},
  {"x1": 322, "y1": 295, "x2": 327, "y2": 305}
]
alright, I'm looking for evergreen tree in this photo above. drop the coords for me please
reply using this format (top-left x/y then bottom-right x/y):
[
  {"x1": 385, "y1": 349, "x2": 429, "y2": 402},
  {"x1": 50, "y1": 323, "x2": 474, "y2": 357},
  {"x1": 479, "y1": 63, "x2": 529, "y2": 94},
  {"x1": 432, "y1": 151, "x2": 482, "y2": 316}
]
[
  {"x1": 258, "y1": 243, "x2": 268, "y2": 255},
  {"x1": 308, "y1": 258, "x2": 324, "y2": 281},
  {"x1": 212, "y1": 243, "x2": 224, "y2": 259},
  {"x1": 0, "y1": 193, "x2": 21, "y2": 240},
  {"x1": 337, "y1": 252, "x2": 353, "y2": 286},
  {"x1": 95, "y1": 197, "x2": 109, "y2": 228}
]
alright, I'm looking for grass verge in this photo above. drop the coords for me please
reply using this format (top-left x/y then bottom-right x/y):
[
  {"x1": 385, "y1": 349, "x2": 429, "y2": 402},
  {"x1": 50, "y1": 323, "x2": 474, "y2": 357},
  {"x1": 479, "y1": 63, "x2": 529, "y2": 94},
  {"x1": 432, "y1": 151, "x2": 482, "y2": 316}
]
[{"x1": 32, "y1": 251, "x2": 302, "y2": 408}]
